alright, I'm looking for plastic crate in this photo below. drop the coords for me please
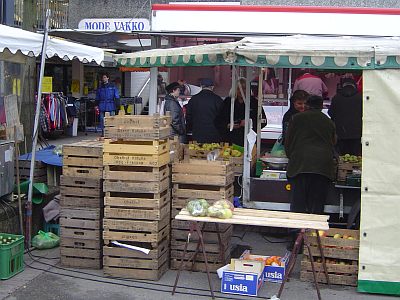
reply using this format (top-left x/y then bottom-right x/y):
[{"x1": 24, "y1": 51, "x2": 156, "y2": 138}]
[
  {"x1": 43, "y1": 221, "x2": 60, "y2": 236},
  {"x1": 0, "y1": 233, "x2": 24, "y2": 280}
]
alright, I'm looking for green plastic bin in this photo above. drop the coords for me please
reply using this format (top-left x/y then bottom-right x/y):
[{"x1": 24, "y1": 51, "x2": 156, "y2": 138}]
[{"x1": 0, "y1": 233, "x2": 24, "y2": 279}]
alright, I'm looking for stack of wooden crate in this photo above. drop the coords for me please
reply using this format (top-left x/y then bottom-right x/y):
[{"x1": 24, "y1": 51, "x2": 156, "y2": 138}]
[
  {"x1": 60, "y1": 141, "x2": 104, "y2": 269},
  {"x1": 170, "y1": 159, "x2": 234, "y2": 272},
  {"x1": 102, "y1": 112, "x2": 171, "y2": 280},
  {"x1": 300, "y1": 228, "x2": 360, "y2": 286}
]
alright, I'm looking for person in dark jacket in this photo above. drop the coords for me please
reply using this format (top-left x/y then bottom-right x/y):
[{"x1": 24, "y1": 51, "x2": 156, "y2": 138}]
[
  {"x1": 96, "y1": 73, "x2": 120, "y2": 133},
  {"x1": 282, "y1": 90, "x2": 309, "y2": 145},
  {"x1": 220, "y1": 78, "x2": 267, "y2": 146},
  {"x1": 328, "y1": 78, "x2": 362, "y2": 155},
  {"x1": 285, "y1": 95, "x2": 336, "y2": 214},
  {"x1": 186, "y1": 78, "x2": 223, "y2": 143},
  {"x1": 163, "y1": 82, "x2": 186, "y2": 143}
]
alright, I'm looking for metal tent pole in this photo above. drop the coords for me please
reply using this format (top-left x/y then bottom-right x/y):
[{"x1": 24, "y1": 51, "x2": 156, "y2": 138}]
[
  {"x1": 26, "y1": 9, "x2": 50, "y2": 246},
  {"x1": 242, "y1": 67, "x2": 252, "y2": 203}
]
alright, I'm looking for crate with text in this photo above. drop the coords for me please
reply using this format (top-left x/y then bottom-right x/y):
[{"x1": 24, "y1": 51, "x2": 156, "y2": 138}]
[
  {"x1": 62, "y1": 140, "x2": 103, "y2": 177},
  {"x1": 103, "y1": 237, "x2": 169, "y2": 280},
  {"x1": 60, "y1": 175, "x2": 103, "y2": 208},
  {"x1": 104, "y1": 111, "x2": 171, "y2": 140},
  {"x1": 103, "y1": 139, "x2": 170, "y2": 168},
  {"x1": 300, "y1": 228, "x2": 359, "y2": 286}
]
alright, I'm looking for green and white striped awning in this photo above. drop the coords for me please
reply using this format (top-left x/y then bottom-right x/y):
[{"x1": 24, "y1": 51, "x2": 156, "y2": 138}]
[{"x1": 115, "y1": 35, "x2": 400, "y2": 70}]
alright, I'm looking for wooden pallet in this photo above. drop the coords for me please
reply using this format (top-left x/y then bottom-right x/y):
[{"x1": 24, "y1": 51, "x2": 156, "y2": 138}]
[
  {"x1": 172, "y1": 183, "x2": 234, "y2": 208},
  {"x1": 61, "y1": 256, "x2": 102, "y2": 269},
  {"x1": 103, "y1": 217, "x2": 170, "y2": 246},
  {"x1": 103, "y1": 165, "x2": 170, "y2": 182},
  {"x1": 103, "y1": 176, "x2": 169, "y2": 195},
  {"x1": 104, "y1": 112, "x2": 171, "y2": 141},
  {"x1": 61, "y1": 237, "x2": 101, "y2": 250}
]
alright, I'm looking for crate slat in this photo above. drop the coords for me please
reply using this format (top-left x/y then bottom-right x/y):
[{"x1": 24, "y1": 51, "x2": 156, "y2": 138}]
[{"x1": 103, "y1": 165, "x2": 170, "y2": 182}]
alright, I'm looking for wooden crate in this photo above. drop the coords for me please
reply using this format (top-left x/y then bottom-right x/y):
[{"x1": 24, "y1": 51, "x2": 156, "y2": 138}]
[
  {"x1": 173, "y1": 159, "x2": 234, "y2": 178},
  {"x1": 103, "y1": 176, "x2": 169, "y2": 195},
  {"x1": 337, "y1": 161, "x2": 361, "y2": 182},
  {"x1": 103, "y1": 165, "x2": 170, "y2": 183},
  {"x1": 104, "y1": 112, "x2": 171, "y2": 140},
  {"x1": 172, "y1": 183, "x2": 234, "y2": 209},
  {"x1": 104, "y1": 138, "x2": 169, "y2": 155},
  {"x1": 63, "y1": 140, "x2": 103, "y2": 168},
  {"x1": 61, "y1": 237, "x2": 101, "y2": 250},
  {"x1": 17, "y1": 159, "x2": 47, "y2": 183},
  {"x1": 103, "y1": 238, "x2": 169, "y2": 280},
  {"x1": 300, "y1": 228, "x2": 359, "y2": 286},
  {"x1": 170, "y1": 243, "x2": 230, "y2": 264},
  {"x1": 172, "y1": 225, "x2": 233, "y2": 244},
  {"x1": 60, "y1": 208, "x2": 102, "y2": 240},
  {"x1": 172, "y1": 185, "x2": 234, "y2": 209},
  {"x1": 170, "y1": 137, "x2": 184, "y2": 162},
  {"x1": 103, "y1": 151, "x2": 170, "y2": 168},
  {"x1": 61, "y1": 256, "x2": 102, "y2": 269},
  {"x1": 103, "y1": 216, "x2": 170, "y2": 246},
  {"x1": 104, "y1": 200, "x2": 170, "y2": 221},
  {"x1": 60, "y1": 176, "x2": 103, "y2": 208},
  {"x1": 63, "y1": 165, "x2": 103, "y2": 179},
  {"x1": 104, "y1": 189, "x2": 170, "y2": 211}
]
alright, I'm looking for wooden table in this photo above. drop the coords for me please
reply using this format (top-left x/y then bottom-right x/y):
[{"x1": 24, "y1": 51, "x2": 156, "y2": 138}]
[{"x1": 172, "y1": 208, "x2": 330, "y2": 300}]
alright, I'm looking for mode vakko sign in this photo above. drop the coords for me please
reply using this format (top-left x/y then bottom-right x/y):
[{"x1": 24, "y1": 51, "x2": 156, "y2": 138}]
[{"x1": 78, "y1": 18, "x2": 150, "y2": 32}]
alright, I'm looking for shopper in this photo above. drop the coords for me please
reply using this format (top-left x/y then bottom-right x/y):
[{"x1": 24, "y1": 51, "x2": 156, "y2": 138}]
[
  {"x1": 186, "y1": 78, "x2": 223, "y2": 143},
  {"x1": 163, "y1": 82, "x2": 186, "y2": 143},
  {"x1": 96, "y1": 73, "x2": 120, "y2": 134},
  {"x1": 293, "y1": 69, "x2": 328, "y2": 98},
  {"x1": 220, "y1": 78, "x2": 266, "y2": 146},
  {"x1": 281, "y1": 90, "x2": 309, "y2": 145},
  {"x1": 328, "y1": 78, "x2": 362, "y2": 155},
  {"x1": 285, "y1": 95, "x2": 336, "y2": 215}
]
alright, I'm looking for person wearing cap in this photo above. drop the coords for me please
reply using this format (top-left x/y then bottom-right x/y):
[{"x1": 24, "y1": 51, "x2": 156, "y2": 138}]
[
  {"x1": 285, "y1": 95, "x2": 336, "y2": 215},
  {"x1": 163, "y1": 82, "x2": 186, "y2": 143},
  {"x1": 186, "y1": 78, "x2": 223, "y2": 143},
  {"x1": 328, "y1": 78, "x2": 362, "y2": 155}
]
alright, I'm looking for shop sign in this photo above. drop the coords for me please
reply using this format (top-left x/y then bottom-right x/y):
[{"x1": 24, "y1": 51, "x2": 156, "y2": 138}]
[
  {"x1": 78, "y1": 18, "x2": 150, "y2": 32},
  {"x1": 42, "y1": 77, "x2": 53, "y2": 93}
]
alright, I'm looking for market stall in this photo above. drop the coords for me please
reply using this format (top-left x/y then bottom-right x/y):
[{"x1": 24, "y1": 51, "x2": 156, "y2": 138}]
[{"x1": 115, "y1": 35, "x2": 400, "y2": 296}]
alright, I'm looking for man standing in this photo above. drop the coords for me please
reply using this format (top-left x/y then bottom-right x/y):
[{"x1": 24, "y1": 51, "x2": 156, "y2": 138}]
[
  {"x1": 186, "y1": 78, "x2": 223, "y2": 143},
  {"x1": 285, "y1": 95, "x2": 336, "y2": 214},
  {"x1": 96, "y1": 73, "x2": 120, "y2": 134},
  {"x1": 328, "y1": 78, "x2": 362, "y2": 155},
  {"x1": 293, "y1": 70, "x2": 328, "y2": 98}
]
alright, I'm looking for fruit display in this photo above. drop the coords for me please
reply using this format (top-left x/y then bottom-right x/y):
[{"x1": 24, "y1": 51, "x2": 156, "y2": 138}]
[
  {"x1": 186, "y1": 198, "x2": 209, "y2": 217},
  {"x1": 188, "y1": 143, "x2": 221, "y2": 151},
  {"x1": 221, "y1": 147, "x2": 242, "y2": 159},
  {"x1": 339, "y1": 154, "x2": 362, "y2": 164},
  {"x1": 207, "y1": 200, "x2": 234, "y2": 219},
  {"x1": 187, "y1": 142, "x2": 243, "y2": 159}
]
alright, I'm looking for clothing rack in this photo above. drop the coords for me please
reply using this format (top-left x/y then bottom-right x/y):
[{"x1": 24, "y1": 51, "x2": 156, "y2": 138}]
[{"x1": 39, "y1": 92, "x2": 69, "y2": 134}]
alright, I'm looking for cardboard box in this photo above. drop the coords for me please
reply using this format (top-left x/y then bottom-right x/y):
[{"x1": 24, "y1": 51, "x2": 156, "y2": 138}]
[
  {"x1": 241, "y1": 250, "x2": 290, "y2": 283},
  {"x1": 221, "y1": 259, "x2": 264, "y2": 297}
]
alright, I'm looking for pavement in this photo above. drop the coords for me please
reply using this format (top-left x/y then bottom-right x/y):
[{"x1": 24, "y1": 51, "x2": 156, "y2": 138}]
[{"x1": 1, "y1": 230, "x2": 396, "y2": 300}]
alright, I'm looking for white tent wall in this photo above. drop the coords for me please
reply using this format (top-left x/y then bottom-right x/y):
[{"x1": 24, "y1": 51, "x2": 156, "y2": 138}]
[{"x1": 358, "y1": 69, "x2": 400, "y2": 295}]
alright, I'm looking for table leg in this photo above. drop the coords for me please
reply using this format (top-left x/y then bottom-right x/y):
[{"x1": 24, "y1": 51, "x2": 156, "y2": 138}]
[
  {"x1": 315, "y1": 229, "x2": 331, "y2": 287},
  {"x1": 215, "y1": 223, "x2": 225, "y2": 262},
  {"x1": 195, "y1": 223, "x2": 215, "y2": 299},
  {"x1": 277, "y1": 229, "x2": 304, "y2": 298},
  {"x1": 190, "y1": 223, "x2": 204, "y2": 271},
  {"x1": 303, "y1": 233, "x2": 322, "y2": 300},
  {"x1": 172, "y1": 229, "x2": 192, "y2": 295}
]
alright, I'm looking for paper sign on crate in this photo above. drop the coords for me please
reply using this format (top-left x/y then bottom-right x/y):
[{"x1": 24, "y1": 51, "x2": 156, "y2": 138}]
[
  {"x1": 221, "y1": 259, "x2": 264, "y2": 297},
  {"x1": 240, "y1": 250, "x2": 290, "y2": 283}
]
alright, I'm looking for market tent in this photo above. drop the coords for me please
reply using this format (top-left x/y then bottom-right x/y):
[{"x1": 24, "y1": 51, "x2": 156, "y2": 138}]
[
  {"x1": 115, "y1": 35, "x2": 400, "y2": 69},
  {"x1": 0, "y1": 24, "x2": 104, "y2": 64}
]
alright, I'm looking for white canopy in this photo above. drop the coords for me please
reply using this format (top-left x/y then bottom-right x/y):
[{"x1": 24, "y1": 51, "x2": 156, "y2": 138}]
[
  {"x1": 0, "y1": 24, "x2": 104, "y2": 64},
  {"x1": 115, "y1": 35, "x2": 400, "y2": 69}
]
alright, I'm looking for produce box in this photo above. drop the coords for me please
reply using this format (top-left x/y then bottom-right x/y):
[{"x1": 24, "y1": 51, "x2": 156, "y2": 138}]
[
  {"x1": 240, "y1": 250, "x2": 289, "y2": 283},
  {"x1": 300, "y1": 228, "x2": 359, "y2": 286},
  {"x1": 0, "y1": 233, "x2": 24, "y2": 280},
  {"x1": 221, "y1": 259, "x2": 264, "y2": 297},
  {"x1": 337, "y1": 155, "x2": 361, "y2": 182}
]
